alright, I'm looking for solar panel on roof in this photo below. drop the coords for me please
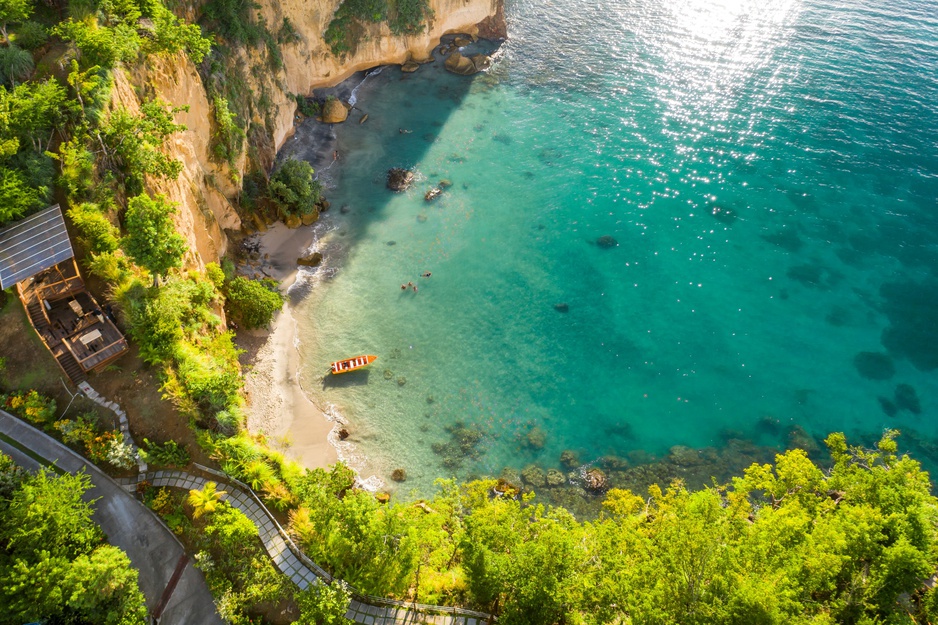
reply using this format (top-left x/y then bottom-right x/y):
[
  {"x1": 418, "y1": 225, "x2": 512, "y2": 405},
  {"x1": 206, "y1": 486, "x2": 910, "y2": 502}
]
[{"x1": 0, "y1": 205, "x2": 75, "y2": 290}]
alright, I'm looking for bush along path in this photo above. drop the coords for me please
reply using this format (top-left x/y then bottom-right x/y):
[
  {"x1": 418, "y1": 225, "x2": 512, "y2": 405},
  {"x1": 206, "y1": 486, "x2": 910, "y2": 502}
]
[{"x1": 120, "y1": 466, "x2": 493, "y2": 625}]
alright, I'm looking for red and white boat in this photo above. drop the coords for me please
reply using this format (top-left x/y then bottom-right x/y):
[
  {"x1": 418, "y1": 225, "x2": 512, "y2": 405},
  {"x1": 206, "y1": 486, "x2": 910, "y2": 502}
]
[{"x1": 330, "y1": 354, "x2": 377, "y2": 374}]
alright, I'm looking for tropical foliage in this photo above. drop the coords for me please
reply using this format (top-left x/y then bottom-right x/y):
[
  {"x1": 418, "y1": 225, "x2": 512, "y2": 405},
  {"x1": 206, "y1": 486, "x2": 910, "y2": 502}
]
[
  {"x1": 0, "y1": 460, "x2": 147, "y2": 624},
  {"x1": 267, "y1": 157, "x2": 322, "y2": 216},
  {"x1": 224, "y1": 276, "x2": 284, "y2": 329}
]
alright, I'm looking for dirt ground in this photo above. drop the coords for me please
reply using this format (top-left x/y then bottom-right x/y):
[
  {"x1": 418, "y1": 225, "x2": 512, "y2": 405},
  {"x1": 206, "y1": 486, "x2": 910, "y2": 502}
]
[{"x1": 0, "y1": 290, "x2": 212, "y2": 467}]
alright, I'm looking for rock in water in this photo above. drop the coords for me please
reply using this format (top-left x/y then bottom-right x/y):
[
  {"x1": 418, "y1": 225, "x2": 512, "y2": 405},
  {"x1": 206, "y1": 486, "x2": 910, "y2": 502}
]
[
  {"x1": 546, "y1": 469, "x2": 566, "y2": 487},
  {"x1": 387, "y1": 168, "x2": 415, "y2": 191},
  {"x1": 321, "y1": 98, "x2": 349, "y2": 124},
  {"x1": 301, "y1": 210, "x2": 320, "y2": 226},
  {"x1": 425, "y1": 187, "x2": 442, "y2": 201},
  {"x1": 445, "y1": 52, "x2": 476, "y2": 75},
  {"x1": 559, "y1": 450, "x2": 580, "y2": 469},
  {"x1": 854, "y1": 351, "x2": 895, "y2": 380},
  {"x1": 297, "y1": 252, "x2": 323, "y2": 267},
  {"x1": 554, "y1": 302, "x2": 569, "y2": 313},
  {"x1": 444, "y1": 52, "x2": 492, "y2": 76},
  {"x1": 584, "y1": 468, "x2": 607, "y2": 491},
  {"x1": 401, "y1": 60, "x2": 420, "y2": 73},
  {"x1": 470, "y1": 54, "x2": 493, "y2": 72},
  {"x1": 521, "y1": 465, "x2": 547, "y2": 487},
  {"x1": 596, "y1": 235, "x2": 619, "y2": 248}
]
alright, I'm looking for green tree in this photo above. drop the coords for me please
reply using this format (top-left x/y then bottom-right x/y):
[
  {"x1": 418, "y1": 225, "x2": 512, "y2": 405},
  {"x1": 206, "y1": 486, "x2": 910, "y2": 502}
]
[
  {"x1": 0, "y1": 165, "x2": 43, "y2": 223},
  {"x1": 98, "y1": 99, "x2": 186, "y2": 191},
  {"x1": 122, "y1": 192, "x2": 187, "y2": 286},
  {"x1": 0, "y1": 0, "x2": 32, "y2": 43},
  {"x1": 267, "y1": 157, "x2": 322, "y2": 216},
  {"x1": 0, "y1": 464, "x2": 147, "y2": 625},
  {"x1": 224, "y1": 276, "x2": 284, "y2": 329}
]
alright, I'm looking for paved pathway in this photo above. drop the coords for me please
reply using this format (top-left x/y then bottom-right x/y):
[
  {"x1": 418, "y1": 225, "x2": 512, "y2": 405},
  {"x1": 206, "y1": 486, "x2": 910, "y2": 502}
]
[
  {"x1": 1, "y1": 409, "x2": 491, "y2": 625},
  {"x1": 0, "y1": 410, "x2": 224, "y2": 625},
  {"x1": 126, "y1": 468, "x2": 491, "y2": 625}
]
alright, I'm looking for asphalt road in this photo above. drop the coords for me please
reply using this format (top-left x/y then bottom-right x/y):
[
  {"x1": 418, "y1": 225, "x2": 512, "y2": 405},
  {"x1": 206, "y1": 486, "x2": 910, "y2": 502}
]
[{"x1": 0, "y1": 410, "x2": 224, "y2": 625}]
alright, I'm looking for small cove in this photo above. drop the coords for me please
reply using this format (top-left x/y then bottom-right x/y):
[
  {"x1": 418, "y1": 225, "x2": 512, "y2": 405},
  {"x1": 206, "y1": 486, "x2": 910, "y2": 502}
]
[{"x1": 277, "y1": 0, "x2": 938, "y2": 500}]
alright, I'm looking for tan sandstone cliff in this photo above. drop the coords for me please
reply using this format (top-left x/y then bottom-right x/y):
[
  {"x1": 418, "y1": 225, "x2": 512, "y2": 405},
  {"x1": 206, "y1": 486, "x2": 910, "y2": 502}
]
[{"x1": 121, "y1": 0, "x2": 505, "y2": 266}]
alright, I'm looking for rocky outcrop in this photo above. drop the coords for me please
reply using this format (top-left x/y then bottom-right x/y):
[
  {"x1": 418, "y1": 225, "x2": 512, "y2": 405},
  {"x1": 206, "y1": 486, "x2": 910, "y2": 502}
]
[
  {"x1": 297, "y1": 252, "x2": 323, "y2": 267},
  {"x1": 584, "y1": 468, "x2": 607, "y2": 492},
  {"x1": 387, "y1": 168, "x2": 415, "y2": 191},
  {"x1": 521, "y1": 465, "x2": 547, "y2": 488},
  {"x1": 444, "y1": 51, "x2": 492, "y2": 75},
  {"x1": 124, "y1": 0, "x2": 504, "y2": 272},
  {"x1": 321, "y1": 98, "x2": 350, "y2": 123}
]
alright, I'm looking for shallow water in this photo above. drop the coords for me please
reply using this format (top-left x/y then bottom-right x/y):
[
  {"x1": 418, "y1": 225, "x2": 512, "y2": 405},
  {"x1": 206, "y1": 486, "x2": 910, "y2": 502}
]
[{"x1": 280, "y1": 0, "x2": 938, "y2": 494}]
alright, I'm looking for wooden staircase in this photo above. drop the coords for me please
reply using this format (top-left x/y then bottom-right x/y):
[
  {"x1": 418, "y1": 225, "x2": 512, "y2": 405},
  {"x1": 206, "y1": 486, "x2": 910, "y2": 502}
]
[
  {"x1": 54, "y1": 348, "x2": 87, "y2": 385},
  {"x1": 23, "y1": 299, "x2": 87, "y2": 385}
]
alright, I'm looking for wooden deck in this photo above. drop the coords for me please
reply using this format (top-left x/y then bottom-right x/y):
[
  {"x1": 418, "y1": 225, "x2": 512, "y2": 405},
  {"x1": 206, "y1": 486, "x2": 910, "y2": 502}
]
[{"x1": 17, "y1": 260, "x2": 127, "y2": 384}]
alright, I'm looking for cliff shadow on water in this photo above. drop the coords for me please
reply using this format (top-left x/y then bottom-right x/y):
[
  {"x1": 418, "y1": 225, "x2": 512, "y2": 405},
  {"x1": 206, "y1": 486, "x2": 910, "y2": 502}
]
[{"x1": 275, "y1": 35, "x2": 503, "y2": 243}]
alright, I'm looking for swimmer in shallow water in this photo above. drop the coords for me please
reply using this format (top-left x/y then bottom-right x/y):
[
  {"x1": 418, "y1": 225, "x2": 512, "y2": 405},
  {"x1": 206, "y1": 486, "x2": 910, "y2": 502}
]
[
  {"x1": 399, "y1": 128, "x2": 412, "y2": 134},
  {"x1": 421, "y1": 271, "x2": 432, "y2": 278}
]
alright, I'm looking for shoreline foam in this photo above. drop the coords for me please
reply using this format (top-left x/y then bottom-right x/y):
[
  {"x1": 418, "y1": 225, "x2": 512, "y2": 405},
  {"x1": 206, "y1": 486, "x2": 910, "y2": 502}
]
[{"x1": 240, "y1": 223, "x2": 339, "y2": 469}]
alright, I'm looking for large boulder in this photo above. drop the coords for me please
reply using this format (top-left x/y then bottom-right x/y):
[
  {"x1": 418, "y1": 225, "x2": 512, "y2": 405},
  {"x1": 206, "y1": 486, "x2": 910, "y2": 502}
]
[
  {"x1": 387, "y1": 168, "x2": 415, "y2": 191},
  {"x1": 401, "y1": 60, "x2": 420, "y2": 73},
  {"x1": 297, "y1": 252, "x2": 323, "y2": 267},
  {"x1": 321, "y1": 98, "x2": 349, "y2": 124},
  {"x1": 444, "y1": 52, "x2": 491, "y2": 76},
  {"x1": 584, "y1": 468, "x2": 607, "y2": 492},
  {"x1": 301, "y1": 209, "x2": 320, "y2": 226}
]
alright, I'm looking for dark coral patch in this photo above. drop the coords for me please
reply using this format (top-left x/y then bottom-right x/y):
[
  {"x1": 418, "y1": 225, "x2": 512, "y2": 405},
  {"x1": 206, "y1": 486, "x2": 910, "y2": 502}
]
[{"x1": 854, "y1": 351, "x2": 895, "y2": 380}]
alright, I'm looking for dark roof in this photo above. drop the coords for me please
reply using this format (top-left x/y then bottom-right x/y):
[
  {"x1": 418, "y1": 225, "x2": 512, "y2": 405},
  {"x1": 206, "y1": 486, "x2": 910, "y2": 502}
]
[{"x1": 0, "y1": 205, "x2": 74, "y2": 290}]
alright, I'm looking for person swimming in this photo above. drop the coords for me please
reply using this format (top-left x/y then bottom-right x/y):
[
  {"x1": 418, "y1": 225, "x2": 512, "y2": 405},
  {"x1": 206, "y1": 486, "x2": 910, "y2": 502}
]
[{"x1": 421, "y1": 271, "x2": 432, "y2": 278}]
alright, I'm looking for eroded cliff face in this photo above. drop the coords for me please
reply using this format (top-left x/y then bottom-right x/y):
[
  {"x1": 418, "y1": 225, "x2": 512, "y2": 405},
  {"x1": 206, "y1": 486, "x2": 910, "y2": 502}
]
[
  {"x1": 114, "y1": 61, "x2": 243, "y2": 269},
  {"x1": 118, "y1": 0, "x2": 504, "y2": 266},
  {"x1": 265, "y1": 0, "x2": 506, "y2": 149}
]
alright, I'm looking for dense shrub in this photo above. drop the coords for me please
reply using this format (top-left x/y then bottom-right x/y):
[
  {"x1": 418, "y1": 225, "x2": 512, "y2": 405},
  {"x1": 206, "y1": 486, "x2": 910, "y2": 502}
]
[
  {"x1": 68, "y1": 202, "x2": 121, "y2": 253},
  {"x1": 12, "y1": 21, "x2": 48, "y2": 50},
  {"x1": 388, "y1": 0, "x2": 432, "y2": 35},
  {"x1": 267, "y1": 158, "x2": 321, "y2": 216},
  {"x1": 0, "y1": 462, "x2": 148, "y2": 624},
  {"x1": 210, "y1": 95, "x2": 245, "y2": 167},
  {"x1": 140, "y1": 438, "x2": 191, "y2": 467},
  {"x1": 2, "y1": 390, "x2": 56, "y2": 428},
  {"x1": 224, "y1": 276, "x2": 284, "y2": 329}
]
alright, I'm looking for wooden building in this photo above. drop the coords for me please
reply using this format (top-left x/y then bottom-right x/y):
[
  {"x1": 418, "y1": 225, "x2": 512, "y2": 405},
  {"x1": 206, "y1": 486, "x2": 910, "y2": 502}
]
[{"x1": 0, "y1": 206, "x2": 128, "y2": 384}]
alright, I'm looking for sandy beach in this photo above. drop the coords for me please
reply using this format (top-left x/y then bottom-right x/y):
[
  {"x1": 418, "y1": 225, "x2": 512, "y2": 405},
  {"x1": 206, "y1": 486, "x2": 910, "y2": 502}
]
[{"x1": 239, "y1": 222, "x2": 338, "y2": 469}]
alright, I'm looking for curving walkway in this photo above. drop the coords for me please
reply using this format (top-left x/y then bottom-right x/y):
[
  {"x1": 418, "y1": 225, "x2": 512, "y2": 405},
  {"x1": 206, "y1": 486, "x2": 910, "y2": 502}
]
[{"x1": 123, "y1": 467, "x2": 492, "y2": 625}]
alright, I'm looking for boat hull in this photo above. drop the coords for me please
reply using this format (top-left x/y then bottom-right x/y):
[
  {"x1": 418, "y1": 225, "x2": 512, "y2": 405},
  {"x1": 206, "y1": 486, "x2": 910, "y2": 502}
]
[{"x1": 330, "y1": 354, "x2": 377, "y2": 374}]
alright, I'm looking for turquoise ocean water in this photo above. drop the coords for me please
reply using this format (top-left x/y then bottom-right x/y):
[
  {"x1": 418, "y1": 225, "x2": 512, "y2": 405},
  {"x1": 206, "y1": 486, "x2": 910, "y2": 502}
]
[{"x1": 280, "y1": 0, "x2": 938, "y2": 494}]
